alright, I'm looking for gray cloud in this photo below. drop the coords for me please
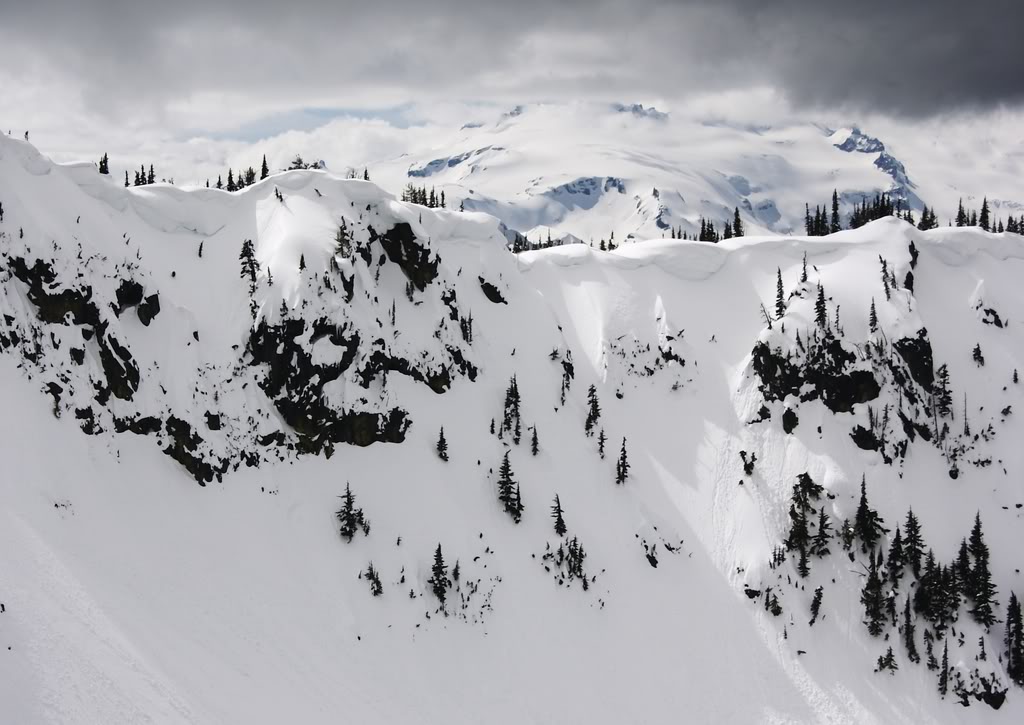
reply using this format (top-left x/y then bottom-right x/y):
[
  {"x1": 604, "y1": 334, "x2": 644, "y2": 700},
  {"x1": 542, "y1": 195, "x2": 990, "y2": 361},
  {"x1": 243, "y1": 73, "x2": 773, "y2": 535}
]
[{"x1": 0, "y1": 0, "x2": 1021, "y2": 128}]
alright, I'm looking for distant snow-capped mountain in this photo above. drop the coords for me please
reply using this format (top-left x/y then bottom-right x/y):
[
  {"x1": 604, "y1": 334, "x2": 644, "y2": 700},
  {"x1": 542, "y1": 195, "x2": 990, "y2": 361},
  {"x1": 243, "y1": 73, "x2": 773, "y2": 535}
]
[{"x1": 365, "y1": 102, "x2": 1018, "y2": 245}]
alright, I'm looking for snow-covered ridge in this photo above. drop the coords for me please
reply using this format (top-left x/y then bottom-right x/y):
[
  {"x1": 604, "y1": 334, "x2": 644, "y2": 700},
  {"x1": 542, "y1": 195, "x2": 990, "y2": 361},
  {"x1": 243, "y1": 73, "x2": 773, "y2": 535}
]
[{"x1": 1, "y1": 133, "x2": 1024, "y2": 723}]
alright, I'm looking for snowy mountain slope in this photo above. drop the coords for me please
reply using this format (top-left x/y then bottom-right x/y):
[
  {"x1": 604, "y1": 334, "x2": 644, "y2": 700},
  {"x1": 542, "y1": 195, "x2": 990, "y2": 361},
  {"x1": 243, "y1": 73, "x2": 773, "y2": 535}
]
[
  {"x1": 359, "y1": 102, "x2": 1022, "y2": 244},
  {"x1": 1, "y1": 133, "x2": 1024, "y2": 723}
]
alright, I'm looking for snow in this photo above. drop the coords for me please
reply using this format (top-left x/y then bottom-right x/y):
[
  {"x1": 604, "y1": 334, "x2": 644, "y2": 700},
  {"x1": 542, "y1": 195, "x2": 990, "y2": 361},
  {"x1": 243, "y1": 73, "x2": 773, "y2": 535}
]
[{"x1": 0, "y1": 132, "x2": 1023, "y2": 723}]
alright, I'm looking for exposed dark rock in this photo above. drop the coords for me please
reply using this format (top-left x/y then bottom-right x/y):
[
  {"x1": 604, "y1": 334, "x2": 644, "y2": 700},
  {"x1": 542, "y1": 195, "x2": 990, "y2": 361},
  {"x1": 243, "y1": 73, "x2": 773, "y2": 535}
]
[
  {"x1": 893, "y1": 329, "x2": 934, "y2": 391},
  {"x1": 74, "y1": 406, "x2": 98, "y2": 435},
  {"x1": 850, "y1": 425, "x2": 881, "y2": 452},
  {"x1": 205, "y1": 412, "x2": 222, "y2": 431},
  {"x1": 137, "y1": 294, "x2": 161, "y2": 326},
  {"x1": 358, "y1": 349, "x2": 451, "y2": 393},
  {"x1": 478, "y1": 277, "x2": 507, "y2": 304},
  {"x1": 782, "y1": 408, "x2": 799, "y2": 434},
  {"x1": 247, "y1": 316, "x2": 409, "y2": 453},
  {"x1": 96, "y1": 330, "x2": 139, "y2": 401},
  {"x1": 162, "y1": 416, "x2": 224, "y2": 485},
  {"x1": 10, "y1": 257, "x2": 101, "y2": 327},
  {"x1": 114, "y1": 279, "x2": 144, "y2": 314},
  {"x1": 980, "y1": 308, "x2": 1004, "y2": 328},
  {"x1": 113, "y1": 415, "x2": 162, "y2": 436},
  {"x1": 751, "y1": 339, "x2": 880, "y2": 414},
  {"x1": 369, "y1": 223, "x2": 438, "y2": 291}
]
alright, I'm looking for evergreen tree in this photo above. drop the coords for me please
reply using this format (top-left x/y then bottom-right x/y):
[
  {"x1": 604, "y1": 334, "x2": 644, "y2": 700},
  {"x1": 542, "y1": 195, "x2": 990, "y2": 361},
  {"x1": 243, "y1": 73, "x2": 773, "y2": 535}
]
[
  {"x1": 615, "y1": 437, "x2": 630, "y2": 485},
  {"x1": 830, "y1": 189, "x2": 841, "y2": 233},
  {"x1": 956, "y1": 199, "x2": 967, "y2": 227},
  {"x1": 336, "y1": 483, "x2": 369, "y2": 541},
  {"x1": 968, "y1": 513, "x2": 997, "y2": 627},
  {"x1": 868, "y1": 298, "x2": 878, "y2": 333},
  {"x1": 363, "y1": 562, "x2": 383, "y2": 596},
  {"x1": 887, "y1": 526, "x2": 905, "y2": 585},
  {"x1": 796, "y1": 544, "x2": 811, "y2": 578},
  {"x1": 436, "y1": 427, "x2": 448, "y2": 461},
  {"x1": 775, "y1": 267, "x2": 785, "y2": 319},
  {"x1": 979, "y1": 197, "x2": 991, "y2": 231},
  {"x1": 814, "y1": 284, "x2": 827, "y2": 329},
  {"x1": 260, "y1": 154, "x2": 269, "y2": 180},
  {"x1": 811, "y1": 507, "x2": 832, "y2": 557},
  {"x1": 584, "y1": 384, "x2": 601, "y2": 437},
  {"x1": 597, "y1": 428, "x2": 606, "y2": 459},
  {"x1": 972, "y1": 343, "x2": 985, "y2": 366},
  {"x1": 876, "y1": 646, "x2": 898, "y2": 674},
  {"x1": 903, "y1": 596, "x2": 920, "y2": 663},
  {"x1": 934, "y1": 365, "x2": 953, "y2": 417},
  {"x1": 239, "y1": 238, "x2": 258, "y2": 295},
  {"x1": 298, "y1": 253, "x2": 306, "y2": 271},
  {"x1": 733, "y1": 207, "x2": 744, "y2": 237},
  {"x1": 430, "y1": 544, "x2": 447, "y2": 605},
  {"x1": 530, "y1": 425, "x2": 539, "y2": 456},
  {"x1": 147, "y1": 164, "x2": 155, "y2": 185},
  {"x1": 862, "y1": 551, "x2": 887, "y2": 635},
  {"x1": 1005, "y1": 592, "x2": 1024, "y2": 686},
  {"x1": 900, "y1": 510, "x2": 924, "y2": 577},
  {"x1": 124, "y1": 170, "x2": 129, "y2": 187},
  {"x1": 809, "y1": 586, "x2": 824, "y2": 626},
  {"x1": 226, "y1": 168, "x2": 235, "y2": 192},
  {"x1": 551, "y1": 494, "x2": 567, "y2": 536},
  {"x1": 500, "y1": 376, "x2": 522, "y2": 444},
  {"x1": 98, "y1": 153, "x2": 109, "y2": 175},
  {"x1": 938, "y1": 640, "x2": 949, "y2": 696},
  {"x1": 496, "y1": 451, "x2": 523, "y2": 523},
  {"x1": 854, "y1": 476, "x2": 887, "y2": 552},
  {"x1": 800, "y1": 252, "x2": 808, "y2": 284}
]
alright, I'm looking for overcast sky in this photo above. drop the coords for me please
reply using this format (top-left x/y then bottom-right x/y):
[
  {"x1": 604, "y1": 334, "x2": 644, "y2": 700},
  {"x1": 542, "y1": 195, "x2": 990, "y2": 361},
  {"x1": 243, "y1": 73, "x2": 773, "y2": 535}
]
[{"x1": 1, "y1": 0, "x2": 1022, "y2": 182}]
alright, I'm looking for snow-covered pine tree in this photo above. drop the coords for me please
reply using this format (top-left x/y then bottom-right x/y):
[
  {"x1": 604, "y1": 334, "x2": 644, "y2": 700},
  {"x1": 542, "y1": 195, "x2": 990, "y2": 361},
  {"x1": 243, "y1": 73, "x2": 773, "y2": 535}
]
[
  {"x1": 862, "y1": 551, "x2": 886, "y2": 636},
  {"x1": 903, "y1": 508, "x2": 925, "y2": 576},
  {"x1": 1006, "y1": 592, "x2": 1024, "y2": 686},
  {"x1": 809, "y1": 586, "x2": 823, "y2": 625},
  {"x1": 876, "y1": 646, "x2": 898, "y2": 675},
  {"x1": 551, "y1": 494, "x2": 567, "y2": 536},
  {"x1": 585, "y1": 384, "x2": 601, "y2": 437},
  {"x1": 615, "y1": 437, "x2": 630, "y2": 484},
  {"x1": 854, "y1": 476, "x2": 887, "y2": 552},
  {"x1": 336, "y1": 483, "x2": 370, "y2": 542},
  {"x1": 903, "y1": 596, "x2": 920, "y2": 663},
  {"x1": 496, "y1": 451, "x2": 523, "y2": 523},
  {"x1": 436, "y1": 427, "x2": 448, "y2": 461},
  {"x1": 775, "y1": 268, "x2": 785, "y2": 319},
  {"x1": 815, "y1": 284, "x2": 827, "y2": 329},
  {"x1": 967, "y1": 513, "x2": 997, "y2": 627},
  {"x1": 430, "y1": 544, "x2": 447, "y2": 605}
]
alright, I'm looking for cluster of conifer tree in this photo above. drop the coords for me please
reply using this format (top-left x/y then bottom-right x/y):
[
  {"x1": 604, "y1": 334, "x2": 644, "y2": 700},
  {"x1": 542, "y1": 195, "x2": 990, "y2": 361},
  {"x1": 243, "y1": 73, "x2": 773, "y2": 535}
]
[
  {"x1": 780, "y1": 471, "x2": 1014, "y2": 697},
  {"x1": 126, "y1": 164, "x2": 157, "y2": 187},
  {"x1": 667, "y1": 207, "x2": 744, "y2": 242},
  {"x1": 208, "y1": 156, "x2": 268, "y2": 192},
  {"x1": 401, "y1": 184, "x2": 446, "y2": 208}
]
